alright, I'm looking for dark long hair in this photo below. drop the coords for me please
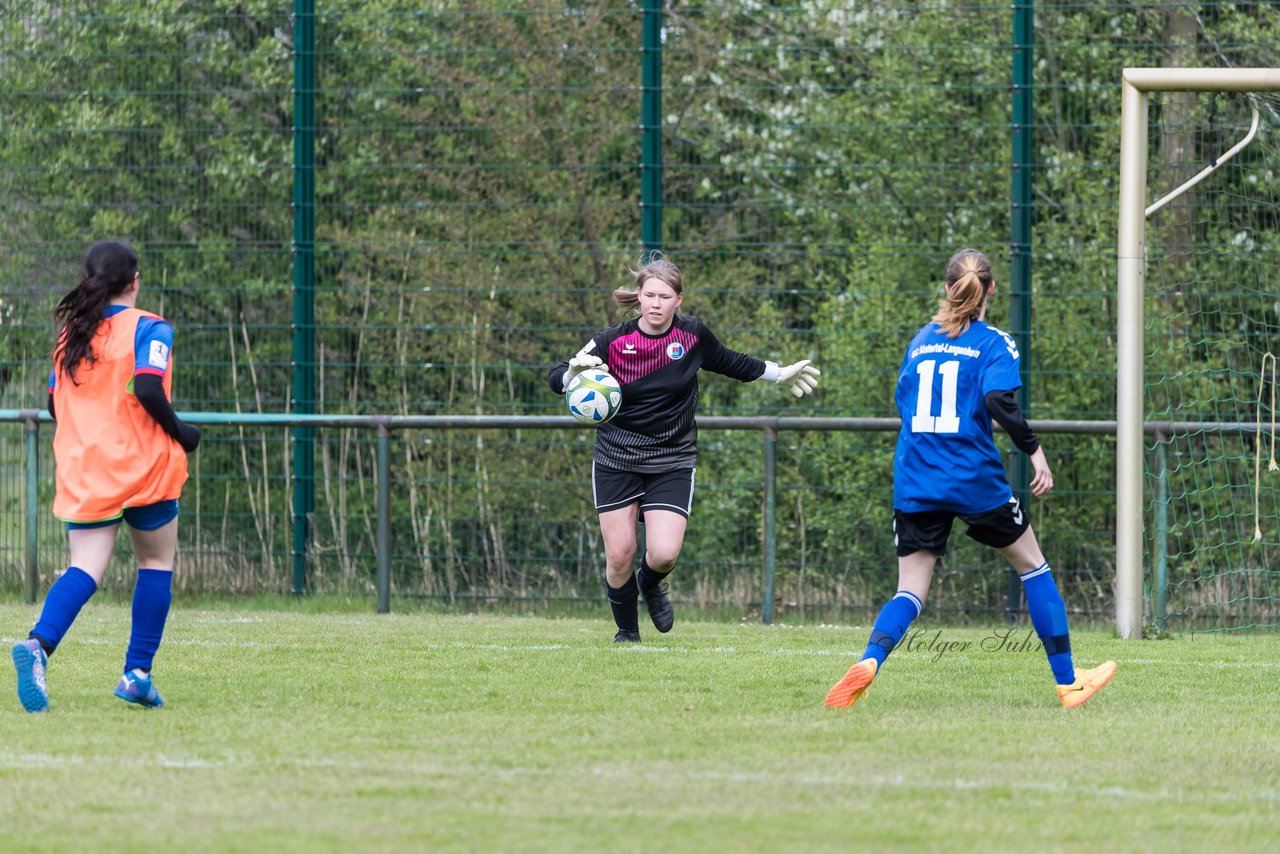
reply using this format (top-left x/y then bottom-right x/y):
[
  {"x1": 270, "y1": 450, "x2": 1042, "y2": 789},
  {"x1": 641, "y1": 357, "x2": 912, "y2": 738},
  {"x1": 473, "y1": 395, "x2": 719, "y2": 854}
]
[{"x1": 54, "y1": 240, "x2": 138, "y2": 384}]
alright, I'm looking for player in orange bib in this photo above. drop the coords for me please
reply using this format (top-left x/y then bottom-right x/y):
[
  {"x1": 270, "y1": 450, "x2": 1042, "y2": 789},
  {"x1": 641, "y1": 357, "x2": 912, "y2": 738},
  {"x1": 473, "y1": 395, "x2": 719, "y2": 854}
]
[{"x1": 11, "y1": 240, "x2": 201, "y2": 712}]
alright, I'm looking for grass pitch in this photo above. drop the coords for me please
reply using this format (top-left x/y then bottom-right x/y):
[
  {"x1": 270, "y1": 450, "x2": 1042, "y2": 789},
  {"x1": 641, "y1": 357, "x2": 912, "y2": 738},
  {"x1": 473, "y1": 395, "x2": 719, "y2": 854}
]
[{"x1": 1, "y1": 604, "x2": 1276, "y2": 852}]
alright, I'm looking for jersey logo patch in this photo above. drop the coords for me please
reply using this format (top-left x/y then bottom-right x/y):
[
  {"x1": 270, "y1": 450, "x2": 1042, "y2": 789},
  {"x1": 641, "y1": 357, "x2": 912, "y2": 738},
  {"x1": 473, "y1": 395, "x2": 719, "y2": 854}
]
[
  {"x1": 666, "y1": 342, "x2": 685, "y2": 360},
  {"x1": 994, "y1": 328, "x2": 1020, "y2": 360},
  {"x1": 622, "y1": 342, "x2": 637, "y2": 354},
  {"x1": 148, "y1": 341, "x2": 170, "y2": 369}
]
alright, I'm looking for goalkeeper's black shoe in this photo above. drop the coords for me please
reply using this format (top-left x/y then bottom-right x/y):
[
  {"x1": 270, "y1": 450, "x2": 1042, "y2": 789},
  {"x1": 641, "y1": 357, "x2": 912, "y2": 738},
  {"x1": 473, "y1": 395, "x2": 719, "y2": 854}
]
[
  {"x1": 641, "y1": 581, "x2": 674, "y2": 633},
  {"x1": 613, "y1": 629, "x2": 641, "y2": 643}
]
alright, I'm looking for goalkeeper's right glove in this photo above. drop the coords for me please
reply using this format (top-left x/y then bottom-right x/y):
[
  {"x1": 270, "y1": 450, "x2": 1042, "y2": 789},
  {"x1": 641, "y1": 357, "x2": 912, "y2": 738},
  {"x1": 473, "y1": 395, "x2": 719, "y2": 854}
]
[{"x1": 565, "y1": 353, "x2": 607, "y2": 384}]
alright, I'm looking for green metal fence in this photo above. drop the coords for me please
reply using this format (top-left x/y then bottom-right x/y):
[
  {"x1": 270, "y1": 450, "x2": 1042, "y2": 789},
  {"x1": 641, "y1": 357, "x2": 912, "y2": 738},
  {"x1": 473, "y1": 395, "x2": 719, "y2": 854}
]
[
  {"x1": 3, "y1": 409, "x2": 1131, "y2": 623},
  {"x1": 3, "y1": 3, "x2": 1280, "y2": 627},
  {"x1": 6, "y1": 409, "x2": 1269, "y2": 628}
]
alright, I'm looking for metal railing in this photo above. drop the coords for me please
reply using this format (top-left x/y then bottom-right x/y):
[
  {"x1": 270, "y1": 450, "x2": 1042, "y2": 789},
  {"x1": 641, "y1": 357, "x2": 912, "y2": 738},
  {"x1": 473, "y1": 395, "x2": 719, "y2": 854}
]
[
  {"x1": 12, "y1": 404, "x2": 1269, "y2": 632},
  {"x1": 6, "y1": 409, "x2": 1262, "y2": 628}
]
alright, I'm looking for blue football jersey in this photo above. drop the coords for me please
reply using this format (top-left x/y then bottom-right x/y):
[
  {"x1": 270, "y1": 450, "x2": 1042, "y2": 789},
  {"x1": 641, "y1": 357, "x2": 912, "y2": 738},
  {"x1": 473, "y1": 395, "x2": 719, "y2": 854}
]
[{"x1": 893, "y1": 320, "x2": 1022, "y2": 514}]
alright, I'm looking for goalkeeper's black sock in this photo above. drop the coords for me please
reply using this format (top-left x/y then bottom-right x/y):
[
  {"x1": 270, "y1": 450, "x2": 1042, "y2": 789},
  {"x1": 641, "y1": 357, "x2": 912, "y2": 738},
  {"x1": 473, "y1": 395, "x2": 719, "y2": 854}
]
[
  {"x1": 606, "y1": 576, "x2": 640, "y2": 632},
  {"x1": 636, "y1": 557, "x2": 670, "y2": 593}
]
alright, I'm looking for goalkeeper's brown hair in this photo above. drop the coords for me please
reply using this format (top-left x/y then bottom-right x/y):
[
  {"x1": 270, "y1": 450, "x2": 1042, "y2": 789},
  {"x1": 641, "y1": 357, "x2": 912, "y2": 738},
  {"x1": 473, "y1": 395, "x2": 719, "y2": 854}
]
[
  {"x1": 933, "y1": 249, "x2": 994, "y2": 339},
  {"x1": 613, "y1": 255, "x2": 683, "y2": 316}
]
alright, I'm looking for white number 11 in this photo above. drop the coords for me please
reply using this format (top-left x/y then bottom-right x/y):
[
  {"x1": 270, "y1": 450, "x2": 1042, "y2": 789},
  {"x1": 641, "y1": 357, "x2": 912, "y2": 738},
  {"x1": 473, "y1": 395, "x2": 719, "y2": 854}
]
[{"x1": 911, "y1": 359, "x2": 960, "y2": 434}]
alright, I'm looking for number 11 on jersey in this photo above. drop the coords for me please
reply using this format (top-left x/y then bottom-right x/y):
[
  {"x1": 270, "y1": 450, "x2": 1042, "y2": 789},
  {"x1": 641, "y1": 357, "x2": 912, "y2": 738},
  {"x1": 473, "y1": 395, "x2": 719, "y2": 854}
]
[{"x1": 911, "y1": 359, "x2": 960, "y2": 434}]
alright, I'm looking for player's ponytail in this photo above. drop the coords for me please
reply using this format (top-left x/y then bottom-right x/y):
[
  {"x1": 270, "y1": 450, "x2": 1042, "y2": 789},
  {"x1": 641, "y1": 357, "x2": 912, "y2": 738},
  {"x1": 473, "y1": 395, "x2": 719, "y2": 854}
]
[
  {"x1": 614, "y1": 254, "x2": 684, "y2": 317},
  {"x1": 54, "y1": 240, "x2": 139, "y2": 384},
  {"x1": 933, "y1": 249, "x2": 993, "y2": 339}
]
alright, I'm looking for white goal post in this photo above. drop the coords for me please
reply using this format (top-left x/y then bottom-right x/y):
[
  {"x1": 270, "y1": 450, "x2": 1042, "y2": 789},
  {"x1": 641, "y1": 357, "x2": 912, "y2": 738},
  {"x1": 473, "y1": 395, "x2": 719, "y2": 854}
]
[{"x1": 1116, "y1": 67, "x2": 1280, "y2": 639}]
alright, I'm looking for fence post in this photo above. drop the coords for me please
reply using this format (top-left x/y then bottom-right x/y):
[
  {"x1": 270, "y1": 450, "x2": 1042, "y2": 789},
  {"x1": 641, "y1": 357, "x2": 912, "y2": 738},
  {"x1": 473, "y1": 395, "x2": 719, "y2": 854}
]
[
  {"x1": 1153, "y1": 434, "x2": 1169, "y2": 629},
  {"x1": 376, "y1": 420, "x2": 392, "y2": 614},
  {"x1": 291, "y1": 0, "x2": 317, "y2": 595},
  {"x1": 762, "y1": 421, "x2": 777, "y2": 625},
  {"x1": 1007, "y1": 0, "x2": 1034, "y2": 624},
  {"x1": 640, "y1": 0, "x2": 663, "y2": 252},
  {"x1": 23, "y1": 410, "x2": 39, "y2": 605}
]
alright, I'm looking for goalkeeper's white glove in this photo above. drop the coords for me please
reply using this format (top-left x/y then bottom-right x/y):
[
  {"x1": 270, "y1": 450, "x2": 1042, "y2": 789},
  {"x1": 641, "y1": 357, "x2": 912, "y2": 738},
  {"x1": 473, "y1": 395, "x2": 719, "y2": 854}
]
[
  {"x1": 564, "y1": 353, "x2": 606, "y2": 384},
  {"x1": 764, "y1": 359, "x2": 821, "y2": 398}
]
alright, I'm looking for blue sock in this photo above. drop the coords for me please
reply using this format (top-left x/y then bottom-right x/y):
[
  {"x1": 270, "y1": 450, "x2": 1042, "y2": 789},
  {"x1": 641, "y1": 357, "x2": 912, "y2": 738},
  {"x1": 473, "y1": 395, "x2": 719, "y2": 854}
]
[
  {"x1": 30, "y1": 566, "x2": 98, "y2": 654},
  {"x1": 1019, "y1": 562, "x2": 1075, "y2": 685},
  {"x1": 125, "y1": 569, "x2": 173, "y2": 673},
  {"x1": 862, "y1": 591, "x2": 923, "y2": 667}
]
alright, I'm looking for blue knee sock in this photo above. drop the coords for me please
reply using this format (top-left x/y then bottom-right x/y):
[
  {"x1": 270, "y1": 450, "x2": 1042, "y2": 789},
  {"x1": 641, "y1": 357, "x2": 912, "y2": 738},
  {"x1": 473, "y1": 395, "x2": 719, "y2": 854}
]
[
  {"x1": 862, "y1": 591, "x2": 923, "y2": 667},
  {"x1": 125, "y1": 569, "x2": 173, "y2": 673},
  {"x1": 30, "y1": 566, "x2": 98, "y2": 655},
  {"x1": 1019, "y1": 562, "x2": 1075, "y2": 685}
]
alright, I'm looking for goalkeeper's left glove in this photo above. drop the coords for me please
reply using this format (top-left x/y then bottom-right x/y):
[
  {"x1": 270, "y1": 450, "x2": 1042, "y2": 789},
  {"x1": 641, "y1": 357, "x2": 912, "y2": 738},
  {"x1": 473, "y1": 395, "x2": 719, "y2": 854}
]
[{"x1": 763, "y1": 359, "x2": 821, "y2": 398}]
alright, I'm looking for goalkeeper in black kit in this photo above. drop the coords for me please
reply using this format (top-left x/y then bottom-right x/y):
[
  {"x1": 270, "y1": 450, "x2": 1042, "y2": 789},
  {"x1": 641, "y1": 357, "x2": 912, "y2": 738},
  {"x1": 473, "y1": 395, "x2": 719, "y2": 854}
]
[{"x1": 549, "y1": 257, "x2": 821, "y2": 642}]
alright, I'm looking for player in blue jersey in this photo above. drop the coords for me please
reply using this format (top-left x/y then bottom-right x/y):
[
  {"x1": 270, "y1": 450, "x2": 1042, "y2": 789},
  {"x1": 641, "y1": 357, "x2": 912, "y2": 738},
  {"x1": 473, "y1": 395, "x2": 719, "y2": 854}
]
[
  {"x1": 549, "y1": 257, "x2": 820, "y2": 642},
  {"x1": 825, "y1": 249, "x2": 1115, "y2": 709}
]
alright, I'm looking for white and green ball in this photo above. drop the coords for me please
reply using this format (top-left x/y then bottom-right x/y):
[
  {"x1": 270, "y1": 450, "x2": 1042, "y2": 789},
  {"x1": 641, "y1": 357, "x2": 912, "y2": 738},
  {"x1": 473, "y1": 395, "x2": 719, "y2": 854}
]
[{"x1": 565, "y1": 368, "x2": 622, "y2": 425}]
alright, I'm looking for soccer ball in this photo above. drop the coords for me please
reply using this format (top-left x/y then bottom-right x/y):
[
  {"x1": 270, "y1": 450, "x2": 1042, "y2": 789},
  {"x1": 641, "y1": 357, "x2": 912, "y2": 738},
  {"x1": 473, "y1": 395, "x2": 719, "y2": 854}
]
[{"x1": 565, "y1": 368, "x2": 622, "y2": 425}]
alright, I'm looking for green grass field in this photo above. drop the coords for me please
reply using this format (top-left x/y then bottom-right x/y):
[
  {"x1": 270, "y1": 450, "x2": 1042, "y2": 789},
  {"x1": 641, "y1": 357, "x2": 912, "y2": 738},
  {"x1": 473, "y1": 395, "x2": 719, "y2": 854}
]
[{"x1": 1, "y1": 603, "x2": 1276, "y2": 852}]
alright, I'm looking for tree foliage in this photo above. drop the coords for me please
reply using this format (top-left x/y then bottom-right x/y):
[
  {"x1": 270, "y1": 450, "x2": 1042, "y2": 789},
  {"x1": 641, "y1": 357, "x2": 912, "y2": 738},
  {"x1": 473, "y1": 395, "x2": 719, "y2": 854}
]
[{"x1": 2, "y1": 2, "x2": 1279, "y2": 623}]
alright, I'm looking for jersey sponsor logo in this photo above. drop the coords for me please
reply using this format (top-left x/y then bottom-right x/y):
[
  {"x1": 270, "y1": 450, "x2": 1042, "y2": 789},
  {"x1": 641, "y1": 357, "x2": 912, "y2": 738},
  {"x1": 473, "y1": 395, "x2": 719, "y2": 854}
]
[
  {"x1": 666, "y1": 342, "x2": 685, "y2": 360},
  {"x1": 910, "y1": 342, "x2": 981, "y2": 361},
  {"x1": 622, "y1": 342, "x2": 637, "y2": 354},
  {"x1": 148, "y1": 340, "x2": 170, "y2": 369}
]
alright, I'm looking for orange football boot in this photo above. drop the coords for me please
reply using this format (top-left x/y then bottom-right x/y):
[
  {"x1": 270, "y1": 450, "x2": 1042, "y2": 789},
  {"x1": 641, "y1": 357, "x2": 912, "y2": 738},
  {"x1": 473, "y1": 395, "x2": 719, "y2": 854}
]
[
  {"x1": 824, "y1": 658, "x2": 878, "y2": 709},
  {"x1": 1056, "y1": 660, "x2": 1117, "y2": 708}
]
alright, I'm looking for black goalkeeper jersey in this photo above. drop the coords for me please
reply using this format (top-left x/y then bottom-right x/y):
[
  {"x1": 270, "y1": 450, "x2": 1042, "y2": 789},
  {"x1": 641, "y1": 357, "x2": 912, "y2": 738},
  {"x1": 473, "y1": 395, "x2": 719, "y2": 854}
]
[{"x1": 549, "y1": 315, "x2": 766, "y2": 473}]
